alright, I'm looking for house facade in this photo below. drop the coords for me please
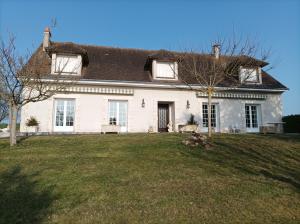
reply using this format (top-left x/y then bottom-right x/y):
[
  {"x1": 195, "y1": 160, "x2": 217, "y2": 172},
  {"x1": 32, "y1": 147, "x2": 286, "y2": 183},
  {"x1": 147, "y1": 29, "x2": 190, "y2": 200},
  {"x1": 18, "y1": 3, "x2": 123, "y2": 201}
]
[{"x1": 20, "y1": 28, "x2": 287, "y2": 134}]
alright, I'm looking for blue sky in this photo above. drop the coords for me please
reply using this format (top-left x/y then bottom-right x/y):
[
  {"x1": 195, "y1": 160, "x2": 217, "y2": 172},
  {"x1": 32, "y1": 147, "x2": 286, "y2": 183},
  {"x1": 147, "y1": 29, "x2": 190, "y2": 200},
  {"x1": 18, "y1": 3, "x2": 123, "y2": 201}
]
[{"x1": 0, "y1": 0, "x2": 299, "y2": 115}]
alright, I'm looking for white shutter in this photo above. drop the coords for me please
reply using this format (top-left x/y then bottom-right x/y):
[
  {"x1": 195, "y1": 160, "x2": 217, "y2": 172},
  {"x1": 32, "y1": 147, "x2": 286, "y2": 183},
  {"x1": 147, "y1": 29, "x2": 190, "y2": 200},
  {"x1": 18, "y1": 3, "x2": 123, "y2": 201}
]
[
  {"x1": 156, "y1": 62, "x2": 175, "y2": 78},
  {"x1": 55, "y1": 55, "x2": 80, "y2": 74},
  {"x1": 240, "y1": 68, "x2": 259, "y2": 83}
]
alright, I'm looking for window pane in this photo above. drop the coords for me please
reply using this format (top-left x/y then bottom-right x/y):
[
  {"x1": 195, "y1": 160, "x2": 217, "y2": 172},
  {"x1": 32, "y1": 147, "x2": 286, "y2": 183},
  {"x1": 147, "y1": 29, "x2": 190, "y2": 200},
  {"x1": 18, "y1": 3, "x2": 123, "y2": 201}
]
[
  {"x1": 245, "y1": 105, "x2": 251, "y2": 128},
  {"x1": 211, "y1": 105, "x2": 216, "y2": 128},
  {"x1": 109, "y1": 101, "x2": 117, "y2": 125},
  {"x1": 202, "y1": 104, "x2": 208, "y2": 127},
  {"x1": 118, "y1": 102, "x2": 127, "y2": 127},
  {"x1": 66, "y1": 100, "x2": 75, "y2": 126},
  {"x1": 251, "y1": 106, "x2": 258, "y2": 128},
  {"x1": 55, "y1": 100, "x2": 64, "y2": 126}
]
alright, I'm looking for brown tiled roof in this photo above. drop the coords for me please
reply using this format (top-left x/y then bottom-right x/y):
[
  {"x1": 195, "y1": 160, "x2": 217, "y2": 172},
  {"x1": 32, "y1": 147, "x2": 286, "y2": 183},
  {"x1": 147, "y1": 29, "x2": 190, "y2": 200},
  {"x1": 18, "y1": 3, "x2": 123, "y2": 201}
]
[{"x1": 28, "y1": 42, "x2": 287, "y2": 90}]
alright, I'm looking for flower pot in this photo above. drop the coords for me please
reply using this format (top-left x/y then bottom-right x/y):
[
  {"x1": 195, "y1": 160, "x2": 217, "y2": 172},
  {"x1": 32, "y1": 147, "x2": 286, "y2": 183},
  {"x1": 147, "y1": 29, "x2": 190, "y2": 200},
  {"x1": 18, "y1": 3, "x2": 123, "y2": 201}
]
[
  {"x1": 179, "y1": 124, "x2": 199, "y2": 133},
  {"x1": 26, "y1": 126, "x2": 39, "y2": 133}
]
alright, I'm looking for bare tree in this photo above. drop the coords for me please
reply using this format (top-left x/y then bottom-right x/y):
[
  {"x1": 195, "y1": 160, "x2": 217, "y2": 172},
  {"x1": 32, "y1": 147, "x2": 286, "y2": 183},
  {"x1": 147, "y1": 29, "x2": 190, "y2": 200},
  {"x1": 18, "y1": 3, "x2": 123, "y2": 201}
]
[
  {"x1": 176, "y1": 38, "x2": 271, "y2": 138},
  {"x1": 0, "y1": 34, "x2": 80, "y2": 146}
]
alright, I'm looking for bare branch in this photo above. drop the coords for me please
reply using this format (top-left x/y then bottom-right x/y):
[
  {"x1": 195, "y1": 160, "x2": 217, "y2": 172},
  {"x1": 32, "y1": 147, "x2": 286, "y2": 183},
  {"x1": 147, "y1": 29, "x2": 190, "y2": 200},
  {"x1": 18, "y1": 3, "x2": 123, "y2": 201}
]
[
  {"x1": 0, "y1": 99, "x2": 8, "y2": 123},
  {"x1": 175, "y1": 35, "x2": 273, "y2": 138},
  {"x1": 0, "y1": 33, "x2": 80, "y2": 145}
]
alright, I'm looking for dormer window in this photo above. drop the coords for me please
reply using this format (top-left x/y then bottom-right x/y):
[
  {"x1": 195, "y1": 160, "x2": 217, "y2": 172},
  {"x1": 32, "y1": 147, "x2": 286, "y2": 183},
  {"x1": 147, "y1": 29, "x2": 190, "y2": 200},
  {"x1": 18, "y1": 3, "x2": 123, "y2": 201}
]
[
  {"x1": 240, "y1": 67, "x2": 262, "y2": 84},
  {"x1": 51, "y1": 54, "x2": 82, "y2": 75},
  {"x1": 152, "y1": 60, "x2": 178, "y2": 80}
]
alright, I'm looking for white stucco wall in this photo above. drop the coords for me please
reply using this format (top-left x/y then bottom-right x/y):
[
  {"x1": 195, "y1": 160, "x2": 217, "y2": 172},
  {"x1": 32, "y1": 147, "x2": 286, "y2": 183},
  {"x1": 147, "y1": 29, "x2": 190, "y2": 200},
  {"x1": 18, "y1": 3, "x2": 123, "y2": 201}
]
[{"x1": 20, "y1": 86, "x2": 283, "y2": 133}]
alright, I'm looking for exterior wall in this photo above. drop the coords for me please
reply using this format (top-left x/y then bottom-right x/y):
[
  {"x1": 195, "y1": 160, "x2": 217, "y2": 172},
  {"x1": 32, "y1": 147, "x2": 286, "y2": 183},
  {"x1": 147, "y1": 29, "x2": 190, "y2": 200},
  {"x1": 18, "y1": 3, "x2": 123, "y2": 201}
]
[{"x1": 20, "y1": 87, "x2": 283, "y2": 133}]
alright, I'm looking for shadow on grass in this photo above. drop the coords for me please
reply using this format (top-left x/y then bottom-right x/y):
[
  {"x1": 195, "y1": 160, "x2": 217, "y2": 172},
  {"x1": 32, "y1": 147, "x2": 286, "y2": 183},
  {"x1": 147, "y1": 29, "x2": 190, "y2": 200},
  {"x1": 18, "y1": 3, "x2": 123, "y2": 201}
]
[
  {"x1": 17, "y1": 135, "x2": 31, "y2": 144},
  {"x1": 265, "y1": 133, "x2": 300, "y2": 143},
  {"x1": 184, "y1": 135, "x2": 300, "y2": 191},
  {"x1": 0, "y1": 166, "x2": 56, "y2": 224}
]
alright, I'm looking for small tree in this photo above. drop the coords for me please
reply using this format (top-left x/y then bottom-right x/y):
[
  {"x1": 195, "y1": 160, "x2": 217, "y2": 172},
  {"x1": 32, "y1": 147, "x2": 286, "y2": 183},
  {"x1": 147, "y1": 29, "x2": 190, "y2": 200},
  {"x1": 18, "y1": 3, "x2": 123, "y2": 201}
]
[
  {"x1": 0, "y1": 33, "x2": 79, "y2": 146},
  {"x1": 176, "y1": 38, "x2": 271, "y2": 138}
]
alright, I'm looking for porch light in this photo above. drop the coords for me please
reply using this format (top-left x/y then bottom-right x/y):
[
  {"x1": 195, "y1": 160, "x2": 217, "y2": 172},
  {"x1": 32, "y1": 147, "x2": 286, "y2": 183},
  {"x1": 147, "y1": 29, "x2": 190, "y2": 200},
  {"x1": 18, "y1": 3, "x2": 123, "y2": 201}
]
[
  {"x1": 142, "y1": 99, "x2": 145, "y2": 108},
  {"x1": 186, "y1": 100, "x2": 190, "y2": 109}
]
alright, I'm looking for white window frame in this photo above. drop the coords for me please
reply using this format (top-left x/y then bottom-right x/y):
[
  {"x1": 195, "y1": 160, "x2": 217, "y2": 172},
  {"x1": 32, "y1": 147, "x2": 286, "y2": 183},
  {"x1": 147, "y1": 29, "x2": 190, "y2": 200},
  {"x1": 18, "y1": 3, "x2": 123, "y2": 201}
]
[
  {"x1": 201, "y1": 103, "x2": 220, "y2": 132},
  {"x1": 108, "y1": 100, "x2": 128, "y2": 132},
  {"x1": 51, "y1": 53, "x2": 82, "y2": 76},
  {"x1": 53, "y1": 99, "x2": 75, "y2": 132},
  {"x1": 239, "y1": 66, "x2": 262, "y2": 84},
  {"x1": 152, "y1": 60, "x2": 178, "y2": 80},
  {"x1": 245, "y1": 104, "x2": 261, "y2": 133}
]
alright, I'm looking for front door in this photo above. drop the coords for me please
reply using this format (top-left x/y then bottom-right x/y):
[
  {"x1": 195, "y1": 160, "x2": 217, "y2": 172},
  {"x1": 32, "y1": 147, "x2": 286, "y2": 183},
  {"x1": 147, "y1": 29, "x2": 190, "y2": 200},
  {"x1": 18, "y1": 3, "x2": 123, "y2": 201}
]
[{"x1": 158, "y1": 104, "x2": 169, "y2": 132}]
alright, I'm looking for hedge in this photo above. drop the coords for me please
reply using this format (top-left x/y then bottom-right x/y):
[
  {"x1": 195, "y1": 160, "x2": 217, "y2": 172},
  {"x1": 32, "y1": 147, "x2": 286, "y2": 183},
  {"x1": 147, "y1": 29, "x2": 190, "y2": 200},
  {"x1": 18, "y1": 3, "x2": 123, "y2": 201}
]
[{"x1": 282, "y1": 114, "x2": 300, "y2": 133}]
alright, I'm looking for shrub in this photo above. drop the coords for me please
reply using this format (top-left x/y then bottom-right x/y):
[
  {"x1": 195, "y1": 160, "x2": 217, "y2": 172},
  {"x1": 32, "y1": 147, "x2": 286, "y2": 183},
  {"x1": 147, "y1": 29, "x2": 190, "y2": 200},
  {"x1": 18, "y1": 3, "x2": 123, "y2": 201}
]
[
  {"x1": 187, "y1": 114, "x2": 198, "y2": 125},
  {"x1": 26, "y1": 117, "x2": 39, "y2": 127},
  {"x1": 282, "y1": 114, "x2": 300, "y2": 133}
]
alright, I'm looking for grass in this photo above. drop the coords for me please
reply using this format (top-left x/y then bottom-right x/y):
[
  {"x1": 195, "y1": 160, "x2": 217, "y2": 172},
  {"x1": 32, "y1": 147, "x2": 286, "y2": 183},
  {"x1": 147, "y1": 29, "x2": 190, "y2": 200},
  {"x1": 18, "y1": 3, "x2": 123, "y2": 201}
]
[{"x1": 0, "y1": 133, "x2": 299, "y2": 224}]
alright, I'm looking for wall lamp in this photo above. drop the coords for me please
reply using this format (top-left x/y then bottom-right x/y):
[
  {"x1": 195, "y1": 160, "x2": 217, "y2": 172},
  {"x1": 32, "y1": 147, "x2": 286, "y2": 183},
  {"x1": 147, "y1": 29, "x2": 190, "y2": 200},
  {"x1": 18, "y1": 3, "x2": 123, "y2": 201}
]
[
  {"x1": 142, "y1": 99, "x2": 145, "y2": 108},
  {"x1": 186, "y1": 100, "x2": 190, "y2": 109}
]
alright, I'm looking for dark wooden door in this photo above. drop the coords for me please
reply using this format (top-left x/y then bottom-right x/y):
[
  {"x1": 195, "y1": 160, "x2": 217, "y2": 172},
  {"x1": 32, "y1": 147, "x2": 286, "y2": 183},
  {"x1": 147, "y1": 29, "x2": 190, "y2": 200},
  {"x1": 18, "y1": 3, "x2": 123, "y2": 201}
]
[{"x1": 158, "y1": 104, "x2": 169, "y2": 132}]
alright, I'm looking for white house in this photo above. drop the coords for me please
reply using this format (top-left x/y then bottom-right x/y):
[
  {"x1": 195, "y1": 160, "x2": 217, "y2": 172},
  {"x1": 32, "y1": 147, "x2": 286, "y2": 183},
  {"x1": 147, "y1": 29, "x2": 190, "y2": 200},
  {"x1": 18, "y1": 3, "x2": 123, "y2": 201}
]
[{"x1": 20, "y1": 28, "x2": 287, "y2": 134}]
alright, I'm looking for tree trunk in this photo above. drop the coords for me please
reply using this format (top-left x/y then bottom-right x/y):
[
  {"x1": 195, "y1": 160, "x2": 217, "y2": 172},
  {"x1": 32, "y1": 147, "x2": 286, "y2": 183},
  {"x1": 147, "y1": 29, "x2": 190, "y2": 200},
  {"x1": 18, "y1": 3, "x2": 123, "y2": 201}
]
[
  {"x1": 9, "y1": 102, "x2": 18, "y2": 146},
  {"x1": 207, "y1": 88, "x2": 212, "y2": 138}
]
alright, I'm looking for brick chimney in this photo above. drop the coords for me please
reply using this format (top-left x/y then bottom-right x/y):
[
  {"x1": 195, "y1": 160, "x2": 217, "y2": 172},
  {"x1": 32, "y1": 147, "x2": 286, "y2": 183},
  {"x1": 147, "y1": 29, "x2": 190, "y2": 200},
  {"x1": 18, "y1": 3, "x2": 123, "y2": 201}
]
[
  {"x1": 43, "y1": 27, "x2": 51, "y2": 51},
  {"x1": 212, "y1": 44, "x2": 220, "y2": 59}
]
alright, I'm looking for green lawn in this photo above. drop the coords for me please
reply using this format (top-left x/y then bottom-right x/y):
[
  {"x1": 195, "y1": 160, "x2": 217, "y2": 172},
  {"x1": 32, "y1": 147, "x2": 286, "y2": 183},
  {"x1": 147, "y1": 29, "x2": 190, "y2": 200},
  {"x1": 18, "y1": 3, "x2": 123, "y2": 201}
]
[{"x1": 0, "y1": 134, "x2": 299, "y2": 224}]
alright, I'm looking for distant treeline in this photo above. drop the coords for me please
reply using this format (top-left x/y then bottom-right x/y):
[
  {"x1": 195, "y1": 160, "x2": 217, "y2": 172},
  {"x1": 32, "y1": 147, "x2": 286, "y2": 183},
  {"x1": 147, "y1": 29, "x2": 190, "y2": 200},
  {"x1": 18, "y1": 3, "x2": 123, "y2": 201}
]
[
  {"x1": 282, "y1": 115, "x2": 300, "y2": 133},
  {"x1": 0, "y1": 123, "x2": 8, "y2": 129}
]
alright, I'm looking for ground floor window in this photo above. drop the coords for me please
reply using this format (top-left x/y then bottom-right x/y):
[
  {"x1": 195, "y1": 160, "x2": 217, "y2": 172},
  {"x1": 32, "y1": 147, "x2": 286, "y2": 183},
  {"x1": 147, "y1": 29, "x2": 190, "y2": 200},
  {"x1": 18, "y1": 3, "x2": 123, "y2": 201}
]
[
  {"x1": 245, "y1": 104, "x2": 261, "y2": 132},
  {"x1": 108, "y1": 100, "x2": 128, "y2": 132},
  {"x1": 54, "y1": 99, "x2": 75, "y2": 132},
  {"x1": 202, "y1": 104, "x2": 216, "y2": 128}
]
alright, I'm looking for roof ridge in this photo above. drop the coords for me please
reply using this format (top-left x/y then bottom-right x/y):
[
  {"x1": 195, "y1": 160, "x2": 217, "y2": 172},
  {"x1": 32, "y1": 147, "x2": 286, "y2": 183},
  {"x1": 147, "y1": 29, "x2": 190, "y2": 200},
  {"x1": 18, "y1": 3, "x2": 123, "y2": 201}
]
[
  {"x1": 51, "y1": 41, "x2": 162, "y2": 53},
  {"x1": 50, "y1": 41, "x2": 212, "y2": 56}
]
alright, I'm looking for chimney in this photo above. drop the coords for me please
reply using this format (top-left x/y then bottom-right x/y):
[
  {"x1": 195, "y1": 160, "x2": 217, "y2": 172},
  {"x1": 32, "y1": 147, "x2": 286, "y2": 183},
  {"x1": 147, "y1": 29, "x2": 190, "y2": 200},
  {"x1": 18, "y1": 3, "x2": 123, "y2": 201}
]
[
  {"x1": 43, "y1": 27, "x2": 51, "y2": 51},
  {"x1": 212, "y1": 44, "x2": 220, "y2": 59}
]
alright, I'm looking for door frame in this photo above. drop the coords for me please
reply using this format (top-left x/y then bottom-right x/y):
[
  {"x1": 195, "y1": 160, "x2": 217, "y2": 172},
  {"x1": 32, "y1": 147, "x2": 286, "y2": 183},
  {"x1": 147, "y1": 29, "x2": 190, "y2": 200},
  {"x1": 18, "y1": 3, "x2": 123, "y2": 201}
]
[
  {"x1": 245, "y1": 104, "x2": 261, "y2": 133},
  {"x1": 108, "y1": 100, "x2": 128, "y2": 133},
  {"x1": 157, "y1": 103, "x2": 170, "y2": 132},
  {"x1": 201, "y1": 103, "x2": 220, "y2": 133},
  {"x1": 53, "y1": 98, "x2": 75, "y2": 132}
]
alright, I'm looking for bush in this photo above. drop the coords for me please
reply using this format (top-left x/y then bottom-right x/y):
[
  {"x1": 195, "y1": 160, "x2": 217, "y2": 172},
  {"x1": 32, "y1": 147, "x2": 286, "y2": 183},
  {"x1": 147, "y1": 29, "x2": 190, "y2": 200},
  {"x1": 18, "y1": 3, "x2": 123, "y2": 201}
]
[
  {"x1": 26, "y1": 117, "x2": 39, "y2": 127},
  {"x1": 282, "y1": 114, "x2": 300, "y2": 133},
  {"x1": 187, "y1": 114, "x2": 198, "y2": 125}
]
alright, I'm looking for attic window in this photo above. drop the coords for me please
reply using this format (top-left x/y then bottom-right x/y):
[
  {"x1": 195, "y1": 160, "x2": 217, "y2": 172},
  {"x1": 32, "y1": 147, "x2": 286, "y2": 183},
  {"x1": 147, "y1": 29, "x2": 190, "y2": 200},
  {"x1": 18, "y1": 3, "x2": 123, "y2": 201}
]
[
  {"x1": 52, "y1": 54, "x2": 82, "y2": 75},
  {"x1": 153, "y1": 61, "x2": 178, "y2": 80},
  {"x1": 240, "y1": 67, "x2": 262, "y2": 84}
]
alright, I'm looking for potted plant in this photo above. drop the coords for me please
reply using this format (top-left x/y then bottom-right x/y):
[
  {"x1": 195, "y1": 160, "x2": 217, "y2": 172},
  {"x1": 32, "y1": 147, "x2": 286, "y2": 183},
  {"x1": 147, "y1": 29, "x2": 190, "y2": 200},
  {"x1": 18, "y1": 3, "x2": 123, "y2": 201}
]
[
  {"x1": 179, "y1": 114, "x2": 199, "y2": 133},
  {"x1": 25, "y1": 116, "x2": 39, "y2": 133}
]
